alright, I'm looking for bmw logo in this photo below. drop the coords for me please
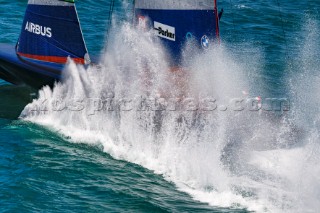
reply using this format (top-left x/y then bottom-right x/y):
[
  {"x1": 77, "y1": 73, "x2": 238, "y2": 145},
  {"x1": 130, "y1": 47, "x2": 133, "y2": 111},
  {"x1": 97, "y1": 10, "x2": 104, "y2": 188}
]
[{"x1": 201, "y1": 35, "x2": 209, "y2": 49}]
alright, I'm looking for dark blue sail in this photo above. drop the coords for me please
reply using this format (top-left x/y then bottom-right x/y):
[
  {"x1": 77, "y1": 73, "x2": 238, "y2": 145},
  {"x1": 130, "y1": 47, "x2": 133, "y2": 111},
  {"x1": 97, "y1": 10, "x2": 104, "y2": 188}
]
[
  {"x1": 17, "y1": 0, "x2": 90, "y2": 64},
  {"x1": 134, "y1": 0, "x2": 219, "y2": 66}
]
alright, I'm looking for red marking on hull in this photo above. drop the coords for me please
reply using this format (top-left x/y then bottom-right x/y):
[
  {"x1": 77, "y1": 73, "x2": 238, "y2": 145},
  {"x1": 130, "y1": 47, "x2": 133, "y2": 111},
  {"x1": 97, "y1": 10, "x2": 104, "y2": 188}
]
[{"x1": 17, "y1": 52, "x2": 85, "y2": 64}]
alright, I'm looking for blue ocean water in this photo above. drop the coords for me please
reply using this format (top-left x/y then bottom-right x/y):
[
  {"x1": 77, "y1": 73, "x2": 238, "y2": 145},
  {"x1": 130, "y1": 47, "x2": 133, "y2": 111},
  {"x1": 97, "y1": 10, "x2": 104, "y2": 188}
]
[{"x1": 0, "y1": 0, "x2": 320, "y2": 212}]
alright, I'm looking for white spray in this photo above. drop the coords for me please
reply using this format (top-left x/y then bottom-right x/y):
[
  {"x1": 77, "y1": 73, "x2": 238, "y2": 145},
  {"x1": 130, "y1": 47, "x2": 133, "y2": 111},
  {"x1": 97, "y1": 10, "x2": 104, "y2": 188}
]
[{"x1": 21, "y1": 18, "x2": 320, "y2": 212}]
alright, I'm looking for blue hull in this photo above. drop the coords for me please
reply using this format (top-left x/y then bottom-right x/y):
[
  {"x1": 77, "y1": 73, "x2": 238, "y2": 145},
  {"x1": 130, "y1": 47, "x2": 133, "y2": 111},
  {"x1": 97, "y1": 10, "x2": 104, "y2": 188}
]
[{"x1": 0, "y1": 43, "x2": 63, "y2": 89}]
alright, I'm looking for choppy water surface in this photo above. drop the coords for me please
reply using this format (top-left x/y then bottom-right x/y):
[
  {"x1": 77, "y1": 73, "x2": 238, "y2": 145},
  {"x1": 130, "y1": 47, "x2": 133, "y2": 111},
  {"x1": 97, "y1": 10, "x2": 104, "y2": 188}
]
[{"x1": 0, "y1": 0, "x2": 319, "y2": 212}]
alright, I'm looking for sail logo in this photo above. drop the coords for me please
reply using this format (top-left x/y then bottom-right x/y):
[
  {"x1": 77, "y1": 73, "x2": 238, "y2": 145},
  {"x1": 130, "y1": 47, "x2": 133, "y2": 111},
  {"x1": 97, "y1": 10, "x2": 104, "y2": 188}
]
[
  {"x1": 201, "y1": 35, "x2": 209, "y2": 49},
  {"x1": 154, "y1": 21, "x2": 175, "y2": 41},
  {"x1": 25, "y1": 22, "x2": 52, "y2": 38}
]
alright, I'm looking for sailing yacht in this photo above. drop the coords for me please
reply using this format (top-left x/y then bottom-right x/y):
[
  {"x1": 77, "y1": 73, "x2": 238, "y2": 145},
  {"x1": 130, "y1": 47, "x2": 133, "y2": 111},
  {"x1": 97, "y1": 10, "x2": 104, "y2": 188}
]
[
  {"x1": 0, "y1": 0, "x2": 220, "y2": 89},
  {"x1": 0, "y1": 0, "x2": 90, "y2": 88}
]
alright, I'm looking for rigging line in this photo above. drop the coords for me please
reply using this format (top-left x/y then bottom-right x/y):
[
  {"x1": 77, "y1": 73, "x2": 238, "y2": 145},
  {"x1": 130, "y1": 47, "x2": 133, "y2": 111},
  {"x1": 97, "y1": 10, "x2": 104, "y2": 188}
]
[{"x1": 275, "y1": 0, "x2": 289, "y2": 59}]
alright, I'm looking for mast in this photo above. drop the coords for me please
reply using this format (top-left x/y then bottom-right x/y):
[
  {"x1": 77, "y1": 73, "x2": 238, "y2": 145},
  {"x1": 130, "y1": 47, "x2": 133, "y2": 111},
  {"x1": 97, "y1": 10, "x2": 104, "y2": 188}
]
[{"x1": 214, "y1": 0, "x2": 220, "y2": 42}]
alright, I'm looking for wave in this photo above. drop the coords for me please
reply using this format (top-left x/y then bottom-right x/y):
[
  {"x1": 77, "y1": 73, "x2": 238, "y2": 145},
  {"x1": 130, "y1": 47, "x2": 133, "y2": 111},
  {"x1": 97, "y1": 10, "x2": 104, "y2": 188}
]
[{"x1": 20, "y1": 17, "x2": 320, "y2": 212}]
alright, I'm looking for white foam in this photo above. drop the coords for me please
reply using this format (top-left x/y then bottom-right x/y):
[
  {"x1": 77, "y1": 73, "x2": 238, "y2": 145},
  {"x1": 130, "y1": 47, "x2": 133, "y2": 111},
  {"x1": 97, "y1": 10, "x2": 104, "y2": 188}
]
[{"x1": 21, "y1": 19, "x2": 320, "y2": 212}]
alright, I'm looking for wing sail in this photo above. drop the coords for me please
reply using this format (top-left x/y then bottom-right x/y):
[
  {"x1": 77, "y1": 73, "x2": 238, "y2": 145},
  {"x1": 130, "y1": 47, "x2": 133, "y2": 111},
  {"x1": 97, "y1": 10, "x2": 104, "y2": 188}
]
[
  {"x1": 17, "y1": 0, "x2": 90, "y2": 64},
  {"x1": 134, "y1": 0, "x2": 219, "y2": 65}
]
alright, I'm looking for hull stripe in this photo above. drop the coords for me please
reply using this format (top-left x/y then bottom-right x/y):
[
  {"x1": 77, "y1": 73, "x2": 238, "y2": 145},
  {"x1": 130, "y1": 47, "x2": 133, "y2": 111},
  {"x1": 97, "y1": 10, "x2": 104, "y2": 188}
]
[{"x1": 17, "y1": 52, "x2": 85, "y2": 64}]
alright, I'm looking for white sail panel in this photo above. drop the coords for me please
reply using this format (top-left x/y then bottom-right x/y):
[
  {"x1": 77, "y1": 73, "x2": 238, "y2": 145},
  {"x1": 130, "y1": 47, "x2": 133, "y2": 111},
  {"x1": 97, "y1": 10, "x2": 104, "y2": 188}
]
[
  {"x1": 135, "y1": 0, "x2": 214, "y2": 10},
  {"x1": 28, "y1": 0, "x2": 74, "y2": 6}
]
